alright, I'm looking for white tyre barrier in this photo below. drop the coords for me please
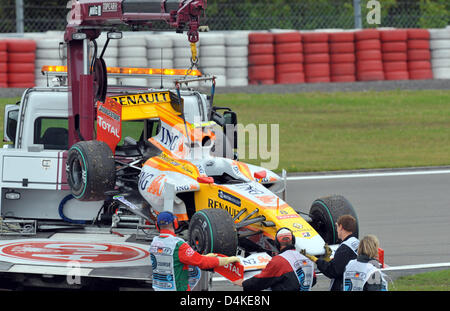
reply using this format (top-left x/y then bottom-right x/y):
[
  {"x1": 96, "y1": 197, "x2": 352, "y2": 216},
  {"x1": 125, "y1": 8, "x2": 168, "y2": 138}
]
[
  {"x1": 147, "y1": 48, "x2": 174, "y2": 60},
  {"x1": 118, "y1": 57, "x2": 147, "y2": 67},
  {"x1": 119, "y1": 46, "x2": 147, "y2": 58},
  {"x1": 429, "y1": 29, "x2": 450, "y2": 79}
]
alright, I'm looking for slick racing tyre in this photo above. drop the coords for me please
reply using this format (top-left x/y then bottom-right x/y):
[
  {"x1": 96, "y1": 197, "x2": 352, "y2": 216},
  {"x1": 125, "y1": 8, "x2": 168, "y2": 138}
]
[
  {"x1": 66, "y1": 140, "x2": 116, "y2": 201},
  {"x1": 309, "y1": 195, "x2": 359, "y2": 245},
  {"x1": 189, "y1": 209, "x2": 238, "y2": 256}
]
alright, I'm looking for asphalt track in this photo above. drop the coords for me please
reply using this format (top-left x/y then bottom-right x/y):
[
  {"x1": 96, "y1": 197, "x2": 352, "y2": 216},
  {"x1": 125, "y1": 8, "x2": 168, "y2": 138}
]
[{"x1": 212, "y1": 166, "x2": 450, "y2": 291}]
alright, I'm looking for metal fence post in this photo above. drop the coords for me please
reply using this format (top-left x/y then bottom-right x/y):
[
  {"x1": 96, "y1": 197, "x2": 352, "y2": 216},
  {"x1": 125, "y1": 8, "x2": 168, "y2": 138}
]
[
  {"x1": 15, "y1": 0, "x2": 24, "y2": 33},
  {"x1": 353, "y1": 0, "x2": 363, "y2": 29}
]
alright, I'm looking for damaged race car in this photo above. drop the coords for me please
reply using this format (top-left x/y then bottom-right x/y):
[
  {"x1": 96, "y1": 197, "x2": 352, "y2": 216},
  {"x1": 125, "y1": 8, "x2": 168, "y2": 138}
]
[{"x1": 65, "y1": 77, "x2": 359, "y2": 260}]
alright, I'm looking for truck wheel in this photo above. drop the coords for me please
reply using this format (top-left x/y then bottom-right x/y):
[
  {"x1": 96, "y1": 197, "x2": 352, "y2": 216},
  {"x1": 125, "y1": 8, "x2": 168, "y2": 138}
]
[
  {"x1": 309, "y1": 195, "x2": 359, "y2": 244},
  {"x1": 66, "y1": 140, "x2": 115, "y2": 201},
  {"x1": 188, "y1": 209, "x2": 238, "y2": 256}
]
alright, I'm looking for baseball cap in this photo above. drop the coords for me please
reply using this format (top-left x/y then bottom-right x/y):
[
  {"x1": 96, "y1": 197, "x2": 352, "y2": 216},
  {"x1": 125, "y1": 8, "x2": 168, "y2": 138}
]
[{"x1": 157, "y1": 211, "x2": 175, "y2": 227}]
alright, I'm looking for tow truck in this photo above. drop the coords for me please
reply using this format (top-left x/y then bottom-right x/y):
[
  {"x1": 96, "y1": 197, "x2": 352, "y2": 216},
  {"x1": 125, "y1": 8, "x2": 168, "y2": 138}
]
[{"x1": 0, "y1": 0, "x2": 359, "y2": 290}]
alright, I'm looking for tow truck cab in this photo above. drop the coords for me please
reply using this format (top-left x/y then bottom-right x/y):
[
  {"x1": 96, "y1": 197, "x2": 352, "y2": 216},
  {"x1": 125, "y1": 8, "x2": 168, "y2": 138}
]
[{"x1": 0, "y1": 86, "x2": 236, "y2": 223}]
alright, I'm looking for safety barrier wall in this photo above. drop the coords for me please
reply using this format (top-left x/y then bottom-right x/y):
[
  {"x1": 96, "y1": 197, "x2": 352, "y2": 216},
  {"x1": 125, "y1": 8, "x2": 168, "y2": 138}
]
[{"x1": 0, "y1": 27, "x2": 448, "y2": 88}]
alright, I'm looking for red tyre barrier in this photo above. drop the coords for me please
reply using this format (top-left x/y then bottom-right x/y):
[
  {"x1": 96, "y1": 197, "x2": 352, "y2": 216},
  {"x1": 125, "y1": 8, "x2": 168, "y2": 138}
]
[
  {"x1": 330, "y1": 53, "x2": 355, "y2": 64},
  {"x1": 274, "y1": 42, "x2": 302, "y2": 54},
  {"x1": 303, "y1": 42, "x2": 329, "y2": 54},
  {"x1": 407, "y1": 28, "x2": 430, "y2": 40},
  {"x1": 329, "y1": 32, "x2": 354, "y2": 43},
  {"x1": 5, "y1": 39, "x2": 36, "y2": 53},
  {"x1": 275, "y1": 52, "x2": 303, "y2": 64},
  {"x1": 354, "y1": 29, "x2": 380, "y2": 41},
  {"x1": 249, "y1": 33, "x2": 274, "y2": 44},
  {"x1": 355, "y1": 29, "x2": 384, "y2": 81},
  {"x1": 406, "y1": 29, "x2": 432, "y2": 80},
  {"x1": 329, "y1": 42, "x2": 355, "y2": 53},
  {"x1": 248, "y1": 43, "x2": 274, "y2": 55},
  {"x1": 355, "y1": 39, "x2": 381, "y2": 51},
  {"x1": 304, "y1": 53, "x2": 329, "y2": 64},
  {"x1": 331, "y1": 75, "x2": 356, "y2": 82},
  {"x1": 409, "y1": 69, "x2": 433, "y2": 80},
  {"x1": 384, "y1": 71, "x2": 409, "y2": 80},
  {"x1": 382, "y1": 52, "x2": 407, "y2": 62},
  {"x1": 329, "y1": 31, "x2": 355, "y2": 82},
  {"x1": 0, "y1": 51, "x2": 7, "y2": 62},
  {"x1": 248, "y1": 33, "x2": 275, "y2": 84},
  {"x1": 6, "y1": 39, "x2": 36, "y2": 88},
  {"x1": 407, "y1": 49, "x2": 430, "y2": 61},
  {"x1": 331, "y1": 63, "x2": 355, "y2": 76},
  {"x1": 275, "y1": 72, "x2": 305, "y2": 84},
  {"x1": 302, "y1": 32, "x2": 328, "y2": 43},
  {"x1": 304, "y1": 63, "x2": 330, "y2": 78},
  {"x1": 407, "y1": 39, "x2": 430, "y2": 50},
  {"x1": 273, "y1": 32, "x2": 304, "y2": 85},
  {"x1": 380, "y1": 30, "x2": 408, "y2": 81},
  {"x1": 381, "y1": 41, "x2": 407, "y2": 53},
  {"x1": 248, "y1": 54, "x2": 274, "y2": 66},
  {"x1": 274, "y1": 32, "x2": 302, "y2": 44},
  {"x1": 248, "y1": 65, "x2": 275, "y2": 81},
  {"x1": 303, "y1": 32, "x2": 329, "y2": 83},
  {"x1": 380, "y1": 29, "x2": 407, "y2": 42},
  {"x1": 275, "y1": 63, "x2": 304, "y2": 74}
]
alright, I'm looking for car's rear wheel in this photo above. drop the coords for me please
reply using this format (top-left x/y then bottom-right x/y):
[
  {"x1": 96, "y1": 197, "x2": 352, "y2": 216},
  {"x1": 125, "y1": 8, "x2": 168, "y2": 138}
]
[
  {"x1": 309, "y1": 195, "x2": 358, "y2": 244},
  {"x1": 188, "y1": 209, "x2": 238, "y2": 256}
]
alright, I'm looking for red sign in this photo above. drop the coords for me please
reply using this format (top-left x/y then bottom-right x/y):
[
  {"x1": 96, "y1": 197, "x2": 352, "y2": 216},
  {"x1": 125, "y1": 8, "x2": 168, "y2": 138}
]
[
  {"x1": 97, "y1": 97, "x2": 122, "y2": 152},
  {"x1": 213, "y1": 254, "x2": 244, "y2": 282},
  {"x1": 0, "y1": 241, "x2": 149, "y2": 267}
]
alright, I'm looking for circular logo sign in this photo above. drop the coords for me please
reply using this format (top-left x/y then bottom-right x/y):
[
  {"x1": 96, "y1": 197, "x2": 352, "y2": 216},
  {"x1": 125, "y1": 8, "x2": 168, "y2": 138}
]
[{"x1": 0, "y1": 240, "x2": 150, "y2": 268}]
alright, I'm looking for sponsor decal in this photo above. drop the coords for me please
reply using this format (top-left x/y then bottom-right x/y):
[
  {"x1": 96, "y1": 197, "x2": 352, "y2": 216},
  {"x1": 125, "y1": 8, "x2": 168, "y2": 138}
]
[
  {"x1": 276, "y1": 214, "x2": 300, "y2": 220},
  {"x1": 0, "y1": 240, "x2": 149, "y2": 267},
  {"x1": 102, "y1": 2, "x2": 118, "y2": 12},
  {"x1": 218, "y1": 190, "x2": 241, "y2": 207},
  {"x1": 110, "y1": 92, "x2": 171, "y2": 106},
  {"x1": 88, "y1": 5, "x2": 102, "y2": 16},
  {"x1": 97, "y1": 97, "x2": 122, "y2": 152},
  {"x1": 213, "y1": 254, "x2": 244, "y2": 282},
  {"x1": 207, "y1": 199, "x2": 240, "y2": 219}
]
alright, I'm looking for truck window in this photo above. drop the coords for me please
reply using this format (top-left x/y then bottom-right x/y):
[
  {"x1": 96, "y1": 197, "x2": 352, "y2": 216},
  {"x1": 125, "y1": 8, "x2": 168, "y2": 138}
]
[
  {"x1": 118, "y1": 119, "x2": 160, "y2": 146},
  {"x1": 34, "y1": 117, "x2": 69, "y2": 150}
]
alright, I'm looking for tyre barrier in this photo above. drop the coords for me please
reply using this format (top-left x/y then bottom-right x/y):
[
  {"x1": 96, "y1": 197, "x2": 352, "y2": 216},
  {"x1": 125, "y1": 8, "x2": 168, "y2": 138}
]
[
  {"x1": 303, "y1": 32, "x2": 330, "y2": 83},
  {"x1": 6, "y1": 39, "x2": 36, "y2": 88},
  {"x1": 407, "y1": 28, "x2": 433, "y2": 80},
  {"x1": 248, "y1": 32, "x2": 275, "y2": 85},
  {"x1": 1, "y1": 28, "x2": 448, "y2": 89},
  {"x1": 0, "y1": 40, "x2": 6, "y2": 88},
  {"x1": 380, "y1": 29, "x2": 409, "y2": 80},
  {"x1": 274, "y1": 31, "x2": 304, "y2": 84},
  {"x1": 35, "y1": 36, "x2": 65, "y2": 87},
  {"x1": 429, "y1": 28, "x2": 450, "y2": 79},
  {"x1": 225, "y1": 32, "x2": 249, "y2": 87},
  {"x1": 329, "y1": 31, "x2": 356, "y2": 82},
  {"x1": 355, "y1": 29, "x2": 384, "y2": 81},
  {"x1": 200, "y1": 33, "x2": 226, "y2": 87}
]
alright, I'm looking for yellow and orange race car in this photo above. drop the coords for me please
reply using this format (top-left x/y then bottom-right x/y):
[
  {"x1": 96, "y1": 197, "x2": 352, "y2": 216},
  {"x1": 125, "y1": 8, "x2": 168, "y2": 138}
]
[{"x1": 66, "y1": 85, "x2": 358, "y2": 258}]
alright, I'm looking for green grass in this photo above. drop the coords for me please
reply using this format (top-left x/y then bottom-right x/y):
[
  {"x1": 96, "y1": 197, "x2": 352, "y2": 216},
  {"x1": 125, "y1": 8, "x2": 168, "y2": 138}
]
[
  {"x1": 214, "y1": 90, "x2": 450, "y2": 172},
  {"x1": 390, "y1": 269, "x2": 450, "y2": 291},
  {"x1": 3, "y1": 89, "x2": 450, "y2": 173}
]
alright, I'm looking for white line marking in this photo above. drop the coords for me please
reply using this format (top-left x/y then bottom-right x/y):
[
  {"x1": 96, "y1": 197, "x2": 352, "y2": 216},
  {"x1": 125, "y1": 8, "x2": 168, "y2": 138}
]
[
  {"x1": 381, "y1": 262, "x2": 450, "y2": 272},
  {"x1": 287, "y1": 169, "x2": 450, "y2": 181},
  {"x1": 211, "y1": 262, "x2": 450, "y2": 283}
]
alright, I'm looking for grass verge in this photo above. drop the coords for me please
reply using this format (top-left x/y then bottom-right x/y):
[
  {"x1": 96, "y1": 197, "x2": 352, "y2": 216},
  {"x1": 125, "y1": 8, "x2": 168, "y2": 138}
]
[
  {"x1": 214, "y1": 90, "x2": 450, "y2": 172},
  {"x1": 390, "y1": 269, "x2": 450, "y2": 291}
]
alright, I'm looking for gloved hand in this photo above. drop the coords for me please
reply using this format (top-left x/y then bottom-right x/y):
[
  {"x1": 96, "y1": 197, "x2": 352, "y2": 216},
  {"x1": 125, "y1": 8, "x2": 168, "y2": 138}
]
[
  {"x1": 218, "y1": 256, "x2": 241, "y2": 266},
  {"x1": 300, "y1": 249, "x2": 318, "y2": 263},
  {"x1": 323, "y1": 244, "x2": 333, "y2": 262}
]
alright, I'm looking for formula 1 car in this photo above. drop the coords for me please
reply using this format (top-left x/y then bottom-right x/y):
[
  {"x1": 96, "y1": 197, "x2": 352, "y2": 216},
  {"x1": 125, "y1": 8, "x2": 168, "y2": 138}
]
[{"x1": 66, "y1": 78, "x2": 359, "y2": 258}]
